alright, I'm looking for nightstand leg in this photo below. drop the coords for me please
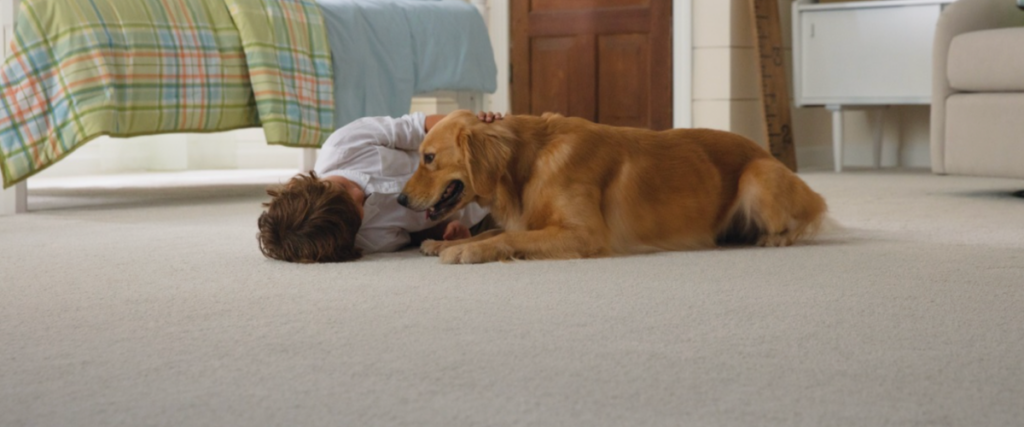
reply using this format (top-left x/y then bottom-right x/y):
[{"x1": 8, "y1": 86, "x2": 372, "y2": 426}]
[
  {"x1": 872, "y1": 108, "x2": 885, "y2": 169},
  {"x1": 300, "y1": 148, "x2": 317, "y2": 173},
  {"x1": 827, "y1": 105, "x2": 843, "y2": 172},
  {"x1": 1, "y1": 181, "x2": 28, "y2": 215}
]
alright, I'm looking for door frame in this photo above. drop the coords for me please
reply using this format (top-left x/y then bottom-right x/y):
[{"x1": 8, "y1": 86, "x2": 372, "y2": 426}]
[{"x1": 484, "y1": 0, "x2": 692, "y2": 129}]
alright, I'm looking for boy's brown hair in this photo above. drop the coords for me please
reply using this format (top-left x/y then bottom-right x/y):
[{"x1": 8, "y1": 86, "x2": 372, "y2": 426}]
[{"x1": 257, "y1": 172, "x2": 363, "y2": 263}]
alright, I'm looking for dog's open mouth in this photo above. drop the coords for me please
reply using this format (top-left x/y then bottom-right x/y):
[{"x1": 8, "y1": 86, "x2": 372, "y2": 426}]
[{"x1": 426, "y1": 180, "x2": 464, "y2": 221}]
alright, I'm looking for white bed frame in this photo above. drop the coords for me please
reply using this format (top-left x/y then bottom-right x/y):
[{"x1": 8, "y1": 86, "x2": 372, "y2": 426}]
[{"x1": 0, "y1": 0, "x2": 488, "y2": 215}]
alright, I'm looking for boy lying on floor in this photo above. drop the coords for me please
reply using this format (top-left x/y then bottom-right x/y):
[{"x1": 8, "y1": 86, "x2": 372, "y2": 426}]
[{"x1": 257, "y1": 111, "x2": 502, "y2": 263}]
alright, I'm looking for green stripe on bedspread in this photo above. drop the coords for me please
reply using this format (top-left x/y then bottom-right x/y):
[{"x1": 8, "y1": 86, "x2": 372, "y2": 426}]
[{"x1": 0, "y1": 0, "x2": 334, "y2": 188}]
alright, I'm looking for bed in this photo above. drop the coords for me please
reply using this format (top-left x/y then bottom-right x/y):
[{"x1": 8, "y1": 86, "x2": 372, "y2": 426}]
[{"x1": 0, "y1": 0, "x2": 496, "y2": 214}]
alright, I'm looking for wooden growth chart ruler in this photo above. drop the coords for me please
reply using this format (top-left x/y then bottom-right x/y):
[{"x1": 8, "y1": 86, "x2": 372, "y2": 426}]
[{"x1": 750, "y1": 0, "x2": 797, "y2": 171}]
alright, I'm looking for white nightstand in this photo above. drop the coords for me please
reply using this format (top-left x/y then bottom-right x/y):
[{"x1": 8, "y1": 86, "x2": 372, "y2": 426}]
[{"x1": 792, "y1": 0, "x2": 953, "y2": 172}]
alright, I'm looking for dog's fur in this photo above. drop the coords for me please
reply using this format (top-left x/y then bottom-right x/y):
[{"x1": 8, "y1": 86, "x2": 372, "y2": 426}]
[{"x1": 401, "y1": 110, "x2": 827, "y2": 264}]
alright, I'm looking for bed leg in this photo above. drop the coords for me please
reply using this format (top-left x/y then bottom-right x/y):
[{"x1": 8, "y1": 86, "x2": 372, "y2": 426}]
[
  {"x1": 1, "y1": 181, "x2": 28, "y2": 215},
  {"x1": 300, "y1": 148, "x2": 317, "y2": 173}
]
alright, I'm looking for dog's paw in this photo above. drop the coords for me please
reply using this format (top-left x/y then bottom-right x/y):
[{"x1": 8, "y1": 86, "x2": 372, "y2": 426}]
[
  {"x1": 439, "y1": 243, "x2": 509, "y2": 264},
  {"x1": 439, "y1": 245, "x2": 473, "y2": 264},
  {"x1": 420, "y1": 239, "x2": 446, "y2": 256},
  {"x1": 757, "y1": 233, "x2": 795, "y2": 247}
]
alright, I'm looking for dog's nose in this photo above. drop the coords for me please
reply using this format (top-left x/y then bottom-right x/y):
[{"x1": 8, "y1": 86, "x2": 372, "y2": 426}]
[{"x1": 397, "y1": 193, "x2": 409, "y2": 207}]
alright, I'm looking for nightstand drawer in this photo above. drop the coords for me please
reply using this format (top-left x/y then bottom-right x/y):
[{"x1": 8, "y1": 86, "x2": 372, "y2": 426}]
[{"x1": 794, "y1": 1, "x2": 946, "y2": 106}]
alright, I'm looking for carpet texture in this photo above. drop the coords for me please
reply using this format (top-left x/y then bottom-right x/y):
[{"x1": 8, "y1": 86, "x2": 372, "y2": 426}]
[{"x1": 1, "y1": 170, "x2": 1022, "y2": 427}]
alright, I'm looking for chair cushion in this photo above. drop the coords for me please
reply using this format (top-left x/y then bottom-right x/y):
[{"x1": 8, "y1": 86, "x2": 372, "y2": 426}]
[
  {"x1": 944, "y1": 93, "x2": 1024, "y2": 180},
  {"x1": 948, "y1": 27, "x2": 1024, "y2": 92}
]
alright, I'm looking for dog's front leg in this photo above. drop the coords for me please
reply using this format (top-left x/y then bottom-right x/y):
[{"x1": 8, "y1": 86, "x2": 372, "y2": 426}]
[
  {"x1": 420, "y1": 229, "x2": 504, "y2": 256},
  {"x1": 439, "y1": 227, "x2": 606, "y2": 264}
]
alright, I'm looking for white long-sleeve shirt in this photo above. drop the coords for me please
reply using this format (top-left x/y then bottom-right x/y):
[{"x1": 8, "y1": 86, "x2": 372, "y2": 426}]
[{"x1": 314, "y1": 113, "x2": 489, "y2": 253}]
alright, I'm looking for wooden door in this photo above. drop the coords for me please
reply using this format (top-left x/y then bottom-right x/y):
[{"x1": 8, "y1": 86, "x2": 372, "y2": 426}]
[{"x1": 511, "y1": 0, "x2": 672, "y2": 130}]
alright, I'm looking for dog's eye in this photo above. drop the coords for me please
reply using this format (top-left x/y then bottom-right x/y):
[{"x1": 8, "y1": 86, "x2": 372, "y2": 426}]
[{"x1": 424, "y1": 153, "x2": 435, "y2": 164}]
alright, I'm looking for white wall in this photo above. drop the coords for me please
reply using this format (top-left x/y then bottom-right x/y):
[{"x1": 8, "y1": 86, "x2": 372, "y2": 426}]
[
  {"x1": 34, "y1": 130, "x2": 299, "y2": 178},
  {"x1": 675, "y1": 0, "x2": 693, "y2": 128},
  {"x1": 486, "y1": 0, "x2": 511, "y2": 113}
]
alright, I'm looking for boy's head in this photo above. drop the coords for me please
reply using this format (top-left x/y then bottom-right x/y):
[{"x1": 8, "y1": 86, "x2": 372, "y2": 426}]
[{"x1": 257, "y1": 172, "x2": 363, "y2": 263}]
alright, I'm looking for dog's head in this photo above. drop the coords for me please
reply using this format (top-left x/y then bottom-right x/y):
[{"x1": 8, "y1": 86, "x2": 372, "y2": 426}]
[{"x1": 399, "y1": 110, "x2": 512, "y2": 221}]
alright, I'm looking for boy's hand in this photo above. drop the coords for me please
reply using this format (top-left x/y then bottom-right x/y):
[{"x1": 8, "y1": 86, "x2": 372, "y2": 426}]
[
  {"x1": 443, "y1": 221, "x2": 472, "y2": 241},
  {"x1": 477, "y1": 111, "x2": 504, "y2": 123}
]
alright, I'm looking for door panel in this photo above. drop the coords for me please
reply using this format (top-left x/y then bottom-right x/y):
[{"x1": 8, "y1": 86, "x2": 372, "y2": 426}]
[
  {"x1": 512, "y1": 0, "x2": 671, "y2": 130},
  {"x1": 528, "y1": 9, "x2": 652, "y2": 36},
  {"x1": 531, "y1": 0, "x2": 649, "y2": 12},
  {"x1": 598, "y1": 34, "x2": 649, "y2": 127},
  {"x1": 529, "y1": 36, "x2": 596, "y2": 120}
]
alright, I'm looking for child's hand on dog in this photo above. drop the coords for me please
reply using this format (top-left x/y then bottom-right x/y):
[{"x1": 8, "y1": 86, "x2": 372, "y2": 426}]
[
  {"x1": 443, "y1": 221, "x2": 472, "y2": 241},
  {"x1": 477, "y1": 111, "x2": 504, "y2": 123}
]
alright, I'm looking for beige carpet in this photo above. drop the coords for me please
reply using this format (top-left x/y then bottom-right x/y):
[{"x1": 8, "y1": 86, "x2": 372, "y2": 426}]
[{"x1": 1, "y1": 170, "x2": 1022, "y2": 427}]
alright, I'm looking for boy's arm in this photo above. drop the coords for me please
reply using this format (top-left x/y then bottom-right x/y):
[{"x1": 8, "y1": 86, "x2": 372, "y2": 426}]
[
  {"x1": 375, "y1": 113, "x2": 429, "y2": 152},
  {"x1": 424, "y1": 114, "x2": 446, "y2": 133},
  {"x1": 376, "y1": 111, "x2": 502, "y2": 152},
  {"x1": 423, "y1": 112, "x2": 502, "y2": 134},
  {"x1": 315, "y1": 115, "x2": 422, "y2": 177},
  {"x1": 409, "y1": 220, "x2": 474, "y2": 246},
  {"x1": 319, "y1": 112, "x2": 502, "y2": 176},
  {"x1": 316, "y1": 113, "x2": 436, "y2": 177},
  {"x1": 324, "y1": 113, "x2": 429, "y2": 155}
]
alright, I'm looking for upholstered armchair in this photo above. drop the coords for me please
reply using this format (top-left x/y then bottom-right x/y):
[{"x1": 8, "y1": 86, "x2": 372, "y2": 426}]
[{"x1": 931, "y1": 0, "x2": 1024, "y2": 179}]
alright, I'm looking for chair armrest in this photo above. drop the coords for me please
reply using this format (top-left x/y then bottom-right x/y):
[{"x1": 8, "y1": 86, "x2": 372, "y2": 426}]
[{"x1": 931, "y1": 0, "x2": 1024, "y2": 174}]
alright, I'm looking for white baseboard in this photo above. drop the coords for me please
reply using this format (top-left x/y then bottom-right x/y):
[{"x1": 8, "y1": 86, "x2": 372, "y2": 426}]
[{"x1": 796, "y1": 139, "x2": 931, "y2": 171}]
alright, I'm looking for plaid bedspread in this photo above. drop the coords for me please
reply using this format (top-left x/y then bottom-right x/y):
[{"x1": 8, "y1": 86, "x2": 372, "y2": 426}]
[{"x1": 0, "y1": 0, "x2": 334, "y2": 188}]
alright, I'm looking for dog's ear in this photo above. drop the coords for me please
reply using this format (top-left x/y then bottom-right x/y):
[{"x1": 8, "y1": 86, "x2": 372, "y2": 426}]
[{"x1": 458, "y1": 123, "x2": 512, "y2": 199}]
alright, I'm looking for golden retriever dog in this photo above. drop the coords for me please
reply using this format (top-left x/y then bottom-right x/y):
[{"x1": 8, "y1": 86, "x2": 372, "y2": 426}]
[{"x1": 399, "y1": 110, "x2": 827, "y2": 264}]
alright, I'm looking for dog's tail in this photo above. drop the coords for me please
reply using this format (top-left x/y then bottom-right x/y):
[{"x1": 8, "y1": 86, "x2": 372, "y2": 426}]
[{"x1": 718, "y1": 158, "x2": 833, "y2": 247}]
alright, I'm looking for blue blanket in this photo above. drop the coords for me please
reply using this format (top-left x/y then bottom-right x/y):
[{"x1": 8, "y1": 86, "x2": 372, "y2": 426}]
[{"x1": 316, "y1": 0, "x2": 497, "y2": 128}]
